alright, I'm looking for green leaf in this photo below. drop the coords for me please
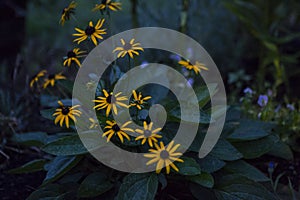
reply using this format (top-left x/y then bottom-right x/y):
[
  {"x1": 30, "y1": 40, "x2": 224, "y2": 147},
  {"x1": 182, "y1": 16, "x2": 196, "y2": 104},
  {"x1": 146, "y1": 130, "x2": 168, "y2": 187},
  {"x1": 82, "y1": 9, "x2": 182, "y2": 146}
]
[
  {"x1": 267, "y1": 140, "x2": 294, "y2": 160},
  {"x1": 7, "y1": 159, "x2": 47, "y2": 174},
  {"x1": 57, "y1": 79, "x2": 73, "y2": 94},
  {"x1": 26, "y1": 184, "x2": 64, "y2": 200},
  {"x1": 40, "y1": 108, "x2": 56, "y2": 120},
  {"x1": 224, "y1": 160, "x2": 269, "y2": 182},
  {"x1": 232, "y1": 135, "x2": 279, "y2": 159},
  {"x1": 215, "y1": 174, "x2": 277, "y2": 200},
  {"x1": 12, "y1": 132, "x2": 48, "y2": 147},
  {"x1": 194, "y1": 83, "x2": 218, "y2": 108},
  {"x1": 42, "y1": 135, "x2": 87, "y2": 156},
  {"x1": 228, "y1": 120, "x2": 275, "y2": 141},
  {"x1": 187, "y1": 172, "x2": 214, "y2": 188},
  {"x1": 176, "y1": 157, "x2": 201, "y2": 175},
  {"x1": 116, "y1": 173, "x2": 158, "y2": 200},
  {"x1": 198, "y1": 155, "x2": 226, "y2": 173},
  {"x1": 43, "y1": 156, "x2": 82, "y2": 185},
  {"x1": 210, "y1": 139, "x2": 243, "y2": 161},
  {"x1": 78, "y1": 172, "x2": 113, "y2": 198}
]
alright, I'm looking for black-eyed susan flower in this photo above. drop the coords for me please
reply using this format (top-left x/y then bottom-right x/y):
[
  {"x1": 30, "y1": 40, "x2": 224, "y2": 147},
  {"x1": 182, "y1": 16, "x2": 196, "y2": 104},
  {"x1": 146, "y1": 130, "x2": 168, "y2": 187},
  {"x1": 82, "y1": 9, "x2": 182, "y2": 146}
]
[
  {"x1": 103, "y1": 120, "x2": 134, "y2": 143},
  {"x1": 73, "y1": 19, "x2": 106, "y2": 46},
  {"x1": 113, "y1": 38, "x2": 144, "y2": 58},
  {"x1": 130, "y1": 90, "x2": 151, "y2": 110},
  {"x1": 93, "y1": 0, "x2": 121, "y2": 13},
  {"x1": 144, "y1": 141, "x2": 184, "y2": 174},
  {"x1": 178, "y1": 59, "x2": 208, "y2": 75},
  {"x1": 59, "y1": 1, "x2": 77, "y2": 26},
  {"x1": 89, "y1": 117, "x2": 98, "y2": 129},
  {"x1": 43, "y1": 73, "x2": 66, "y2": 89},
  {"x1": 135, "y1": 121, "x2": 162, "y2": 147},
  {"x1": 93, "y1": 89, "x2": 128, "y2": 116},
  {"x1": 30, "y1": 70, "x2": 47, "y2": 88},
  {"x1": 53, "y1": 101, "x2": 81, "y2": 128},
  {"x1": 63, "y1": 48, "x2": 86, "y2": 67}
]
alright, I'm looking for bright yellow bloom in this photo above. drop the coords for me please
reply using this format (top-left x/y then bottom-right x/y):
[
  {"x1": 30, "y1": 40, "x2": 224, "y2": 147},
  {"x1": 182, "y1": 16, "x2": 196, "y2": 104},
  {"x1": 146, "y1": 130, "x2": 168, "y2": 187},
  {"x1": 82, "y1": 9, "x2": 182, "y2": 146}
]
[
  {"x1": 93, "y1": 0, "x2": 121, "y2": 12},
  {"x1": 113, "y1": 38, "x2": 144, "y2": 58},
  {"x1": 178, "y1": 59, "x2": 208, "y2": 74},
  {"x1": 135, "y1": 122, "x2": 162, "y2": 147},
  {"x1": 63, "y1": 48, "x2": 86, "y2": 67},
  {"x1": 73, "y1": 19, "x2": 106, "y2": 46},
  {"x1": 103, "y1": 120, "x2": 134, "y2": 143},
  {"x1": 30, "y1": 70, "x2": 47, "y2": 88},
  {"x1": 93, "y1": 89, "x2": 128, "y2": 116},
  {"x1": 130, "y1": 90, "x2": 151, "y2": 110},
  {"x1": 144, "y1": 141, "x2": 184, "y2": 174},
  {"x1": 43, "y1": 73, "x2": 66, "y2": 89},
  {"x1": 53, "y1": 101, "x2": 81, "y2": 128},
  {"x1": 59, "y1": 1, "x2": 76, "y2": 26}
]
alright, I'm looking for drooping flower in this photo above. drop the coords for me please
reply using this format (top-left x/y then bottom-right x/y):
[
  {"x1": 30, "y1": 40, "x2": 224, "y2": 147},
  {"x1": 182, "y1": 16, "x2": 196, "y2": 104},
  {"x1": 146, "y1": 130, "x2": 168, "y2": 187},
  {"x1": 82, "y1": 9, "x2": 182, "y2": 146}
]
[
  {"x1": 178, "y1": 59, "x2": 208, "y2": 75},
  {"x1": 243, "y1": 87, "x2": 253, "y2": 95},
  {"x1": 73, "y1": 19, "x2": 106, "y2": 46},
  {"x1": 257, "y1": 95, "x2": 268, "y2": 107},
  {"x1": 93, "y1": 89, "x2": 128, "y2": 116},
  {"x1": 135, "y1": 121, "x2": 162, "y2": 147},
  {"x1": 43, "y1": 73, "x2": 66, "y2": 89},
  {"x1": 30, "y1": 70, "x2": 47, "y2": 88},
  {"x1": 130, "y1": 90, "x2": 151, "y2": 110},
  {"x1": 59, "y1": 1, "x2": 77, "y2": 26},
  {"x1": 53, "y1": 101, "x2": 81, "y2": 128},
  {"x1": 93, "y1": 0, "x2": 121, "y2": 13},
  {"x1": 103, "y1": 120, "x2": 134, "y2": 143},
  {"x1": 113, "y1": 38, "x2": 144, "y2": 58},
  {"x1": 144, "y1": 141, "x2": 184, "y2": 174},
  {"x1": 63, "y1": 48, "x2": 86, "y2": 67}
]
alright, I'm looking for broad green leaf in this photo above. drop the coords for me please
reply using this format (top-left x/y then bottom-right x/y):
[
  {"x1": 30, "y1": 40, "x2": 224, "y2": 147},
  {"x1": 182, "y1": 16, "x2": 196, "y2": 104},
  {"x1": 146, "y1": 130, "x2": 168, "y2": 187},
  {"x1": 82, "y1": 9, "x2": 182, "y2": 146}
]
[
  {"x1": 116, "y1": 173, "x2": 158, "y2": 200},
  {"x1": 78, "y1": 172, "x2": 113, "y2": 198},
  {"x1": 12, "y1": 132, "x2": 48, "y2": 147},
  {"x1": 40, "y1": 108, "x2": 56, "y2": 120},
  {"x1": 228, "y1": 120, "x2": 275, "y2": 141},
  {"x1": 57, "y1": 79, "x2": 73, "y2": 94},
  {"x1": 224, "y1": 160, "x2": 269, "y2": 182},
  {"x1": 26, "y1": 184, "x2": 64, "y2": 200},
  {"x1": 198, "y1": 154, "x2": 226, "y2": 173},
  {"x1": 232, "y1": 135, "x2": 279, "y2": 159},
  {"x1": 194, "y1": 83, "x2": 218, "y2": 108},
  {"x1": 7, "y1": 159, "x2": 47, "y2": 174},
  {"x1": 43, "y1": 156, "x2": 82, "y2": 184},
  {"x1": 267, "y1": 140, "x2": 293, "y2": 160},
  {"x1": 176, "y1": 157, "x2": 201, "y2": 175},
  {"x1": 189, "y1": 182, "x2": 216, "y2": 199},
  {"x1": 188, "y1": 172, "x2": 214, "y2": 188},
  {"x1": 210, "y1": 139, "x2": 243, "y2": 161}
]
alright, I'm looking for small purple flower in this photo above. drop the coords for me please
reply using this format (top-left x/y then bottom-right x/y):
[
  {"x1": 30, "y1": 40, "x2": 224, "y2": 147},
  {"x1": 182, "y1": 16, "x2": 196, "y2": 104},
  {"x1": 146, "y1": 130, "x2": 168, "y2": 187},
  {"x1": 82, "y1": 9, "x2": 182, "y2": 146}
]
[
  {"x1": 169, "y1": 54, "x2": 181, "y2": 61},
  {"x1": 286, "y1": 104, "x2": 295, "y2": 111},
  {"x1": 140, "y1": 61, "x2": 149, "y2": 68},
  {"x1": 243, "y1": 87, "x2": 253, "y2": 95},
  {"x1": 187, "y1": 78, "x2": 194, "y2": 87},
  {"x1": 257, "y1": 95, "x2": 268, "y2": 107}
]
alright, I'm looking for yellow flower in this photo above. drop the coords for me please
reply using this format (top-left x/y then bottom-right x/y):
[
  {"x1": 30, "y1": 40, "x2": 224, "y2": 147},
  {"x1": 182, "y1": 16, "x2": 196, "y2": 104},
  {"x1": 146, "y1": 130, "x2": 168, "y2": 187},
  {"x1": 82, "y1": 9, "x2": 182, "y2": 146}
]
[
  {"x1": 53, "y1": 101, "x2": 81, "y2": 128},
  {"x1": 73, "y1": 19, "x2": 106, "y2": 46},
  {"x1": 135, "y1": 121, "x2": 162, "y2": 147},
  {"x1": 43, "y1": 73, "x2": 66, "y2": 89},
  {"x1": 63, "y1": 48, "x2": 86, "y2": 67},
  {"x1": 144, "y1": 141, "x2": 184, "y2": 174},
  {"x1": 30, "y1": 70, "x2": 47, "y2": 88},
  {"x1": 93, "y1": 0, "x2": 121, "y2": 12},
  {"x1": 89, "y1": 117, "x2": 98, "y2": 129},
  {"x1": 178, "y1": 59, "x2": 208, "y2": 74},
  {"x1": 130, "y1": 90, "x2": 151, "y2": 110},
  {"x1": 113, "y1": 38, "x2": 144, "y2": 58},
  {"x1": 59, "y1": 1, "x2": 77, "y2": 26},
  {"x1": 103, "y1": 120, "x2": 134, "y2": 143},
  {"x1": 93, "y1": 89, "x2": 128, "y2": 116}
]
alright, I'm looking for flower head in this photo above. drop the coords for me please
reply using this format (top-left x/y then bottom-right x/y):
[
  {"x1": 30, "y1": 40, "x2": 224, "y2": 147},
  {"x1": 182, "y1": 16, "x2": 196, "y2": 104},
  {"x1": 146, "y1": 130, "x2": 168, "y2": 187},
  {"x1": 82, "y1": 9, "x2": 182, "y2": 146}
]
[
  {"x1": 103, "y1": 120, "x2": 134, "y2": 143},
  {"x1": 130, "y1": 90, "x2": 151, "y2": 110},
  {"x1": 243, "y1": 87, "x2": 253, "y2": 95},
  {"x1": 30, "y1": 70, "x2": 47, "y2": 88},
  {"x1": 43, "y1": 73, "x2": 66, "y2": 89},
  {"x1": 257, "y1": 95, "x2": 268, "y2": 107},
  {"x1": 178, "y1": 59, "x2": 208, "y2": 75},
  {"x1": 53, "y1": 101, "x2": 81, "y2": 128},
  {"x1": 73, "y1": 19, "x2": 106, "y2": 46},
  {"x1": 135, "y1": 122, "x2": 162, "y2": 147},
  {"x1": 144, "y1": 141, "x2": 184, "y2": 174},
  {"x1": 93, "y1": 0, "x2": 121, "y2": 13},
  {"x1": 63, "y1": 48, "x2": 86, "y2": 67},
  {"x1": 59, "y1": 1, "x2": 76, "y2": 26},
  {"x1": 93, "y1": 89, "x2": 128, "y2": 116},
  {"x1": 286, "y1": 104, "x2": 295, "y2": 111},
  {"x1": 113, "y1": 38, "x2": 144, "y2": 58}
]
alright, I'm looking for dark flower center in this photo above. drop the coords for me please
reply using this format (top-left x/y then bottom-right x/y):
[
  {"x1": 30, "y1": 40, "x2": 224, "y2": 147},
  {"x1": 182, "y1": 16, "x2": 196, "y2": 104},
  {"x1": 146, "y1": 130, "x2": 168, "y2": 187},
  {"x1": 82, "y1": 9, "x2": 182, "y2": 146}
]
[
  {"x1": 123, "y1": 43, "x2": 132, "y2": 51},
  {"x1": 160, "y1": 150, "x2": 169, "y2": 159},
  {"x1": 144, "y1": 130, "x2": 152, "y2": 137},
  {"x1": 48, "y1": 74, "x2": 55, "y2": 79},
  {"x1": 106, "y1": 95, "x2": 116, "y2": 104},
  {"x1": 61, "y1": 107, "x2": 70, "y2": 115},
  {"x1": 112, "y1": 124, "x2": 120, "y2": 132},
  {"x1": 67, "y1": 51, "x2": 76, "y2": 58},
  {"x1": 62, "y1": 8, "x2": 67, "y2": 14},
  {"x1": 85, "y1": 26, "x2": 95, "y2": 35}
]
